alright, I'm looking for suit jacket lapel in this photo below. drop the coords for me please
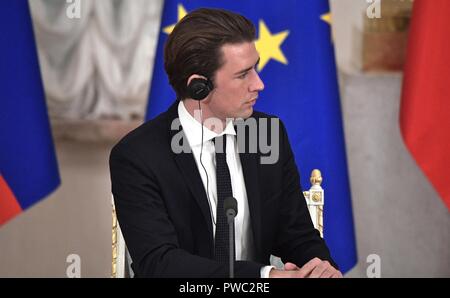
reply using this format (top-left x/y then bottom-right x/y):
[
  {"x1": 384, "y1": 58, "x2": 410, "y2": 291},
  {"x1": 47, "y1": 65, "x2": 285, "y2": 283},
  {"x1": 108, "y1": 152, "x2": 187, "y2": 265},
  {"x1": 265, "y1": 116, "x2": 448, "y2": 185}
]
[
  {"x1": 237, "y1": 128, "x2": 262, "y2": 260},
  {"x1": 166, "y1": 101, "x2": 214, "y2": 248}
]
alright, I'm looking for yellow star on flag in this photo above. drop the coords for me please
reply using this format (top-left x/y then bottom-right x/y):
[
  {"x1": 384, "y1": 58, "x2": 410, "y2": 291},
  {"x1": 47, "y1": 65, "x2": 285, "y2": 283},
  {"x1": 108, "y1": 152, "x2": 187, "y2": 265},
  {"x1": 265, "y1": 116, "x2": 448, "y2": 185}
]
[
  {"x1": 255, "y1": 20, "x2": 289, "y2": 72},
  {"x1": 320, "y1": 12, "x2": 334, "y2": 42},
  {"x1": 320, "y1": 13, "x2": 332, "y2": 25},
  {"x1": 163, "y1": 4, "x2": 188, "y2": 34}
]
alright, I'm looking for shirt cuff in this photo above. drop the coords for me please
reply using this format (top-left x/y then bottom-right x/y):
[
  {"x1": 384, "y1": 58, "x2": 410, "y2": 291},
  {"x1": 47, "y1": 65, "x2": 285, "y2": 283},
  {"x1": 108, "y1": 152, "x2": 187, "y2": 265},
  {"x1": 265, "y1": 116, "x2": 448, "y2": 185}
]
[{"x1": 260, "y1": 265, "x2": 275, "y2": 278}]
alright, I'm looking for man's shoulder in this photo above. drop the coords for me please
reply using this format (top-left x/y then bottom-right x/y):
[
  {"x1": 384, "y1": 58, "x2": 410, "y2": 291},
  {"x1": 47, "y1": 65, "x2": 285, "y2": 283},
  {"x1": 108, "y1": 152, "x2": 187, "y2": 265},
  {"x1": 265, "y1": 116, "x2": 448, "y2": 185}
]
[{"x1": 111, "y1": 111, "x2": 170, "y2": 157}]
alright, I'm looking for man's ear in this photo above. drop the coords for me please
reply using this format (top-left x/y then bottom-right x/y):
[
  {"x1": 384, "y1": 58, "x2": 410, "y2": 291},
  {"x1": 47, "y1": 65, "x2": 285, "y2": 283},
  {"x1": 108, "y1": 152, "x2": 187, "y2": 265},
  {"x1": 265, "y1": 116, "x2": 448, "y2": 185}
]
[
  {"x1": 186, "y1": 74, "x2": 213, "y2": 102},
  {"x1": 187, "y1": 74, "x2": 208, "y2": 86}
]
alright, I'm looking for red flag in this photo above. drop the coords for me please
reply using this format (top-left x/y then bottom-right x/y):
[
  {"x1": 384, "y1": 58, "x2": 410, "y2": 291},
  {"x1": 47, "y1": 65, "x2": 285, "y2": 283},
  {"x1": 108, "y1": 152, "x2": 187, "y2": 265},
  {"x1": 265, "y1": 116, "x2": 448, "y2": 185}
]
[{"x1": 400, "y1": 0, "x2": 450, "y2": 210}]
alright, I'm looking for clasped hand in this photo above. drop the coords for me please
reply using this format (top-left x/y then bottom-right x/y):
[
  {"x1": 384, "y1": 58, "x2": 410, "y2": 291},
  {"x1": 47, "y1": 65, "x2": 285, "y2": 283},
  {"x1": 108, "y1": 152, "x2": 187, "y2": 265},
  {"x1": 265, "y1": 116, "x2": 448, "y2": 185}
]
[{"x1": 269, "y1": 257, "x2": 343, "y2": 278}]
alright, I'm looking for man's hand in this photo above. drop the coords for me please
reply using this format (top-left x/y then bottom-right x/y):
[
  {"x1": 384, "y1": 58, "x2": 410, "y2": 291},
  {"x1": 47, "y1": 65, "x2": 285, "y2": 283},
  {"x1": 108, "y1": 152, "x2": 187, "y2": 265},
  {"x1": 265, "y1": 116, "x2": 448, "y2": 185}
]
[{"x1": 269, "y1": 257, "x2": 343, "y2": 278}]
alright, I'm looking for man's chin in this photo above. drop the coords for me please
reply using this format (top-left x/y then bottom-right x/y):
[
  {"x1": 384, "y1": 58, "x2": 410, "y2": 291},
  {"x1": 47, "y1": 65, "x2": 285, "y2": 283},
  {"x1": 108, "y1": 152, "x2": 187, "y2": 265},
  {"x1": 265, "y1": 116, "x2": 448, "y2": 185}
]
[
  {"x1": 227, "y1": 108, "x2": 254, "y2": 121},
  {"x1": 240, "y1": 107, "x2": 254, "y2": 119}
]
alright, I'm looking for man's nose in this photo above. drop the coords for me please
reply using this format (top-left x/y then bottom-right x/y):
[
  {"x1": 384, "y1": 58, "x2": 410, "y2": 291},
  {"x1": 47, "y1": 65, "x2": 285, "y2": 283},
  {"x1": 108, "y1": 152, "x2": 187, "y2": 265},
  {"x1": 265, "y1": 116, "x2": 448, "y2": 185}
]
[{"x1": 250, "y1": 70, "x2": 265, "y2": 92}]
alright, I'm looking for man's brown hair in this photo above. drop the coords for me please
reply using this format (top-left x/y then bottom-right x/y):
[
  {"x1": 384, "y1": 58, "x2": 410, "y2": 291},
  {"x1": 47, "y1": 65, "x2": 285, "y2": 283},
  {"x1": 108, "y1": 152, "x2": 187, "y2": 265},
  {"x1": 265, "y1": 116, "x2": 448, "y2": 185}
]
[{"x1": 164, "y1": 8, "x2": 256, "y2": 99}]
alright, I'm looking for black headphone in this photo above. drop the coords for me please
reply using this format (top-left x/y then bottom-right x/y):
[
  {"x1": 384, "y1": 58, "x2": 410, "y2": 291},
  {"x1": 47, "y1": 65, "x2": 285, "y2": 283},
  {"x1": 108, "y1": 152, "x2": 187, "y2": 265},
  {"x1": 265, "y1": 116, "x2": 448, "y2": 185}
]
[{"x1": 187, "y1": 78, "x2": 214, "y2": 101}]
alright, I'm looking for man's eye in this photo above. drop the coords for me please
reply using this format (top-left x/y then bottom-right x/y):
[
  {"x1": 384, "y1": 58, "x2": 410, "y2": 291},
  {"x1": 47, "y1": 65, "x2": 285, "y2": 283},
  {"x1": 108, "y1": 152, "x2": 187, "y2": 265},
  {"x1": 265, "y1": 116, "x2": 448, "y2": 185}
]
[{"x1": 238, "y1": 72, "x2": 248, "y2": 79}]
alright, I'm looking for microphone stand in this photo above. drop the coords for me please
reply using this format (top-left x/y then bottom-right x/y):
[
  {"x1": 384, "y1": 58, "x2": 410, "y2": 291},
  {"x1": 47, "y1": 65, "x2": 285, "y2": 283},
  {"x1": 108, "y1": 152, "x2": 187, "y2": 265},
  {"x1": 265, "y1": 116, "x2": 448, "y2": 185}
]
[{"x1": 226, "y1": 208, "x2": 236, "y2": 278}]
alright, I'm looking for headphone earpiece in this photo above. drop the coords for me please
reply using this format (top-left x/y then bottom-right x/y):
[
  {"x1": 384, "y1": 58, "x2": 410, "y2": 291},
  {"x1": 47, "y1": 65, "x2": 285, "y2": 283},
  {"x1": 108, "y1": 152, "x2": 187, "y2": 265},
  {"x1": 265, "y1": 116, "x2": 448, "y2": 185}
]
[{"x1": 188, "y1": 78, "x2": 213, "y2": 101}]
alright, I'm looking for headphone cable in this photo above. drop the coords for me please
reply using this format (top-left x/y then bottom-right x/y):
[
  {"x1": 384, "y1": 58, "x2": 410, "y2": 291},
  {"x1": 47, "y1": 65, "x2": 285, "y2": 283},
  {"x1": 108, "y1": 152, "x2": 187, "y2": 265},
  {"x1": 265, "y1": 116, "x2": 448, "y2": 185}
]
[{"x1": 198, "y1": 101, "x2": 216, "y2": 226}]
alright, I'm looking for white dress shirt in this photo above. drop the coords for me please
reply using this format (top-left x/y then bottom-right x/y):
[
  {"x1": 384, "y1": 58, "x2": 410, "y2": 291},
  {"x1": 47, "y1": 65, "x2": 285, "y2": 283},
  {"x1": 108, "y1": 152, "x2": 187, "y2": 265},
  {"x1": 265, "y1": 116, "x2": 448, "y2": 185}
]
[{"x1": 178, "y1": 101, "x2": 273, "y2": 278}]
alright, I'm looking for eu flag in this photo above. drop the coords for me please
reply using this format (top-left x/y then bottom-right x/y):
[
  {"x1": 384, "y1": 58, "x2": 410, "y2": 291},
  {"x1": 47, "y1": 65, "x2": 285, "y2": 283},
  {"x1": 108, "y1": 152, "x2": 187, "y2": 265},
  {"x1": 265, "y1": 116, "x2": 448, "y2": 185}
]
[
  {"x1": 146, "y1": 0, "x2": 357, "y2": 273},
  {"x1": 0, "y1": 1, "x2": 60, "y2": 226}
]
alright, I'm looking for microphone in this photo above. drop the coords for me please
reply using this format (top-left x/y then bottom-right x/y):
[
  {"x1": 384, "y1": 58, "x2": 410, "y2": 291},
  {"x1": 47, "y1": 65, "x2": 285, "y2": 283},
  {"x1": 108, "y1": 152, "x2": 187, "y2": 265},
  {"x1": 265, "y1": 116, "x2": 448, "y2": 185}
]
[{"x1": 224, "y1": 196, "x2": 238, "y2": 278}]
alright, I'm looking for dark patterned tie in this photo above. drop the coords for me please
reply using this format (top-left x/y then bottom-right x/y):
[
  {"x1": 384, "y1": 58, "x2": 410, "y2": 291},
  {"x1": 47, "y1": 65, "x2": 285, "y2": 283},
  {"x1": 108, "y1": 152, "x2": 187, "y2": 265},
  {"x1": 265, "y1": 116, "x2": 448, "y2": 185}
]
[{"x1": 213, "y1": 135, "x2": 234, "y2": 264}]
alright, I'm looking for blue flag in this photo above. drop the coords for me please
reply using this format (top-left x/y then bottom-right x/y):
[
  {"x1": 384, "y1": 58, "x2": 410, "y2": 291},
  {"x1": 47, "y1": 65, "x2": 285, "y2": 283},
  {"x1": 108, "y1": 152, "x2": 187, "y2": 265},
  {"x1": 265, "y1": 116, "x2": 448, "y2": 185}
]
[
  {"x1": 146, "y1": 0, "x2": 357, "y2": 273},
  {"x1": 0, "y1": 1, "x2": 60, "y2": 226}
]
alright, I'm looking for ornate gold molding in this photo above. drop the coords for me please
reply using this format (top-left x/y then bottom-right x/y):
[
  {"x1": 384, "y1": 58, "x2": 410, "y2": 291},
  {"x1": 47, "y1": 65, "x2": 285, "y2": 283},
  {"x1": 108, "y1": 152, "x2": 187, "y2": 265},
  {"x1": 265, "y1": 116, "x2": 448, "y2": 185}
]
[
  {"x1": 111, "y1": 203, "x2": 118, "y2": 278},
  {"x1": 310, "y1": 169, "x2": 322, "y2": 186}
]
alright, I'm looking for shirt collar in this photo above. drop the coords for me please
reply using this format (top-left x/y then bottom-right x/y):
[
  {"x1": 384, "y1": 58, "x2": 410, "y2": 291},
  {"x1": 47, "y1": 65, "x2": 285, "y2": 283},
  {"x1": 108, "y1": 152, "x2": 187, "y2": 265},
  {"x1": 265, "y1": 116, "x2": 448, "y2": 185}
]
[{"x1": 178, "y1": 100, "x2": 236, "y2": 147}]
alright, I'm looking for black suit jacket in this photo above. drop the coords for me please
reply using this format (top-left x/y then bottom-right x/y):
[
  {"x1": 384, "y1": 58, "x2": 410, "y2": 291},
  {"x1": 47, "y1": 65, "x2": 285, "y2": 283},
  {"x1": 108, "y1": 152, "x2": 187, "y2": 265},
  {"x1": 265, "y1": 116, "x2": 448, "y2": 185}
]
[{"x1": 109, "y1": 100, "x2": 336, "y2": 277}]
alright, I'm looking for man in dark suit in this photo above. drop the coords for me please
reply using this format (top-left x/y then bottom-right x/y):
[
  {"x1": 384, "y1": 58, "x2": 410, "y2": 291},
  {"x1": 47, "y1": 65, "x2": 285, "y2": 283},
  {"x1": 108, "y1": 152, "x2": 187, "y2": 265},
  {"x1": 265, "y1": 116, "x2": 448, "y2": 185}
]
[{"x1": 109, "y1": 8, "x2": 341, "y2": 278}]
